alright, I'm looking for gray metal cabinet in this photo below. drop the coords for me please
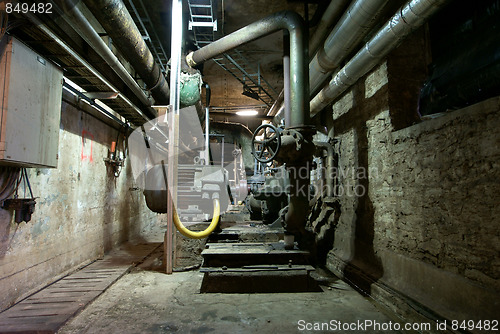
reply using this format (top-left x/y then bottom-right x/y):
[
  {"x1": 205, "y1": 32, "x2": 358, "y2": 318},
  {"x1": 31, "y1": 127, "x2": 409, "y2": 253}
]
[{"x1": 0, "y1": 36, "x2": 63, "y2": 168}]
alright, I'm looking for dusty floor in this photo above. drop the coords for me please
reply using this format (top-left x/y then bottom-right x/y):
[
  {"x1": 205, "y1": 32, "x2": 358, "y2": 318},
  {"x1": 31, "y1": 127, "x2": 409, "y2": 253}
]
[{"x1": 57, "y1": 252, "x2": 399, "y2": 334}]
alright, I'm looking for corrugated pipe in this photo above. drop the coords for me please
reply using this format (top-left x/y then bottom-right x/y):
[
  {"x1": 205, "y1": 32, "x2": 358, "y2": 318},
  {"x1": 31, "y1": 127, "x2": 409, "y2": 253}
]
[
  {"x1": 56, "y1": 0, "x2": 155, "y2": 116},
  {"x1": 84, "y1": 0, "x2": 170, "y2": 104},
  {"x1": 309, "y1": 0, "x2": 391, "y2": 95},
  {"x1": 187, "y1": 11, "x2": 309, "y2": 129},
  {"x1": 310, "y1": 0, "x2": 452, "y2": 116}
]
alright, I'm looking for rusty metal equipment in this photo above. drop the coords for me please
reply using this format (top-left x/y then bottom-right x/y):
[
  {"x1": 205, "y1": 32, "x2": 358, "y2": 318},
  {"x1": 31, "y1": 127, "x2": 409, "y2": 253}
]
[{"x1": 187, "y1": 11, "x2": 315, "y2": 242}]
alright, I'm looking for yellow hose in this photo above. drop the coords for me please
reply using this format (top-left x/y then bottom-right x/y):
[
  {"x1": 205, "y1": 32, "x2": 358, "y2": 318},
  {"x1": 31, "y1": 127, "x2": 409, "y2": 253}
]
[{"x1": 172, "y1": 198, "x2": 220, "y2": 239}]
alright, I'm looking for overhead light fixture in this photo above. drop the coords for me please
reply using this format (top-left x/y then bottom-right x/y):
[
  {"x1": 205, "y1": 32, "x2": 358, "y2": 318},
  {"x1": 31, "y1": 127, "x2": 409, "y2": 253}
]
[{"x1": 236, "y1": 109, "x2": 258, "y2": 116}]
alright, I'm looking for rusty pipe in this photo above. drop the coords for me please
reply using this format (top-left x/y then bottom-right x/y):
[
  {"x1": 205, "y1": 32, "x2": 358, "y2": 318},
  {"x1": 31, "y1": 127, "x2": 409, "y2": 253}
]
[
  {"x1": 84, "y1": 0, "x2": 170, "y2": 104},
  {"x1": 187, "y1": 11, "x2": 309, "y2": 129},
  {"x1": 54, "y1": 0, "x2": 155, "y2": 116}
]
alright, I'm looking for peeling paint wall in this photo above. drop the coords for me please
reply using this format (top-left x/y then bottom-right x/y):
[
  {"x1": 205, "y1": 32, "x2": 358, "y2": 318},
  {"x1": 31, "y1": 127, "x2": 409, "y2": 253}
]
[
  {"x1": 319, "y1": 31, "x2": 500, "y2": 323},
  {"x1": 0, "y1": 101, "x2": 160, "y2": 311}
]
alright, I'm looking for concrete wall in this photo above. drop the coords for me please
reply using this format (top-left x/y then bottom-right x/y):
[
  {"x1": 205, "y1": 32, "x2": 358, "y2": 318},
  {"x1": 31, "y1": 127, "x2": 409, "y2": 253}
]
[
  {"x1": 0, "y1": 101, "x2": 159, "y2": 312},
  {"x1": 320, "y1": 32, "x2": 500, "y2": 324}
]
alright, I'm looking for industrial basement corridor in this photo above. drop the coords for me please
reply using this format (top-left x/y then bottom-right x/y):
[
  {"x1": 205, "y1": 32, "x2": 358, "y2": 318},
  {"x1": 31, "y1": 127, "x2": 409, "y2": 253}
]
[{"x1": 0, "y1": 0, "x2": 498, "y2": 333}]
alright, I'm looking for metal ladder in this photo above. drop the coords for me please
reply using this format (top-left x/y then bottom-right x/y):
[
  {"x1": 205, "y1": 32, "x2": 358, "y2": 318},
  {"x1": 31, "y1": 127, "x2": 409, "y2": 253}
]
[
  {"x1": 125, "y1": 0, "x2": 169, "y2": 75},
  {"x1": 187, "y1": 0, "x2": 218, "y2": 48},
  {"x1": 187, "y1": 0, "x2": 277, "y2": 107}
]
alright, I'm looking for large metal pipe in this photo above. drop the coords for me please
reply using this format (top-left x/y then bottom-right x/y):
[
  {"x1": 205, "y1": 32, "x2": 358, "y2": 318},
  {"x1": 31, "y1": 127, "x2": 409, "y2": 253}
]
[
  {"x1": 270, "y1": 0, "x2": 383, "y2": 124},
  {"x1": 56, "y1": 0, "x2": 154, "y2": 114},
  {"x1": 309, "y1": 0, "x2": 391, "y2": 95},
  {"x1": 308, "y1": 0, "x2": 351, "y2": 60},
  {"x1": 84, "y1": 0, "x2": 170, "y2": 104},
  {"x1": 187, "y1": 11, "x2": 309, "y2": 129},
  {"x1": 24, "y1": 12, "x2": 151, "y2": 123},
  {"x1": 283, "y1": 33, "x2": 291, "y2": 128},
  {"x1": 310, "y1": 0, "x2": 452, "y2": 115}
]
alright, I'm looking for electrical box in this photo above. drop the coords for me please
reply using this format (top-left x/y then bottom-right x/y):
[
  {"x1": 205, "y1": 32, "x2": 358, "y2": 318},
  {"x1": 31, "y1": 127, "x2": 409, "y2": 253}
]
[{"x1": 0, "y1": 36, "x2": 63, "y2": 168}]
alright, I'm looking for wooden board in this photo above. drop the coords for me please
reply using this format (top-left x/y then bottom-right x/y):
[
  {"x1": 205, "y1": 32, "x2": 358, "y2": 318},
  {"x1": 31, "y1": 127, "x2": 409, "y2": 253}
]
[{"x1": 0, "y1": 243, "x2": 160, "y2": 334}]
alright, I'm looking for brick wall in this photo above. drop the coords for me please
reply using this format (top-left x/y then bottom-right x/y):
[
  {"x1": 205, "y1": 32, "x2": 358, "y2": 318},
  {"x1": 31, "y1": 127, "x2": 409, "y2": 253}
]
[{"x1": 320, "y1": 33, "x2": 500, "y2": 323}]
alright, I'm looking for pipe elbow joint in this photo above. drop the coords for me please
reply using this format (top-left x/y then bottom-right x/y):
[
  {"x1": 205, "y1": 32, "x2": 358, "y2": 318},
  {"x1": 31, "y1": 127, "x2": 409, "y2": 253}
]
[{"x1": 275, "y1": 10, "x2": 304, "y2": 33}]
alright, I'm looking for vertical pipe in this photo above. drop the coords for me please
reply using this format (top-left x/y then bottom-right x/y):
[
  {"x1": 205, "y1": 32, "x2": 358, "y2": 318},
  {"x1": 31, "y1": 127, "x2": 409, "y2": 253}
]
[
  {"x1": 205, "y1": 107, "x2": 210, "y2": 165},
  {"x1": 165, "y1": 0, "x2": 183, "y2": 275},
  {"x1": 204, "y1": 83, "x2": 211, "y2": 165},
  {"x1": 221, "y1": 137, "x2": 225, "y2": 166},
  {"x1": 187, "y1": 11, "x2": 308, "y2": 129},
  {"x1": 283, "y1": 32, "x2": 291, "y2": 128}
]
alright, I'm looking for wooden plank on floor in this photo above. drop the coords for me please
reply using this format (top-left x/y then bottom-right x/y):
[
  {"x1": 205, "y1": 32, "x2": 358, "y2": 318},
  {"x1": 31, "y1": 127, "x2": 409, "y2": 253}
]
[{"x1": 0, "y1": 242, "x2": 161, "y2": 334}]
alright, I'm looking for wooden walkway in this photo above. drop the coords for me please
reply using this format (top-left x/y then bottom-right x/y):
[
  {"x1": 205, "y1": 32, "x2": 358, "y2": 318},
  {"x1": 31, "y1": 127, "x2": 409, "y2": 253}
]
[{"x1": 0, "y1": 243, "x2": 161, "y2": 334}]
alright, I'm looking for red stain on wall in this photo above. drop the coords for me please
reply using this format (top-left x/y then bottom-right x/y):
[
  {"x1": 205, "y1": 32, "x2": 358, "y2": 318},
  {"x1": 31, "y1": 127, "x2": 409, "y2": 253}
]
[{"x1": 81, "y1": 130, "x2": 94, "y2": 162}]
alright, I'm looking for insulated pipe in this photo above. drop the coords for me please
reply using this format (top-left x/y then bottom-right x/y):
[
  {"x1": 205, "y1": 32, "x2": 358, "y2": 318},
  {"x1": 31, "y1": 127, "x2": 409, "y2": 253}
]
[
  {"x1": 173, "y1": 199, "x2": 220, "y2": 239},
  {"x1": 310, "y1": 0, "x2": 452, "y2": 115},
  {"x1": 84, "y1": 0, "x2": 170, "y2": 104},
  {"x1": 308, "y1": 0, "x2": 351, "y2": 59},
  {"x1": 56, "y1": 0, "x2": 154, "y2": 113},
  {"x1": 270, "y1": 0, "x2": 379, "y2": 124},
  {"x1": 309, "y1": 0, "x2": 391, "y2": 95},
  {"x1": 24, "y1": 12, "x2": 152, "y2": 122},
  {"x1": 187, "y1": 11, "x2": 309, "y2": 129}
]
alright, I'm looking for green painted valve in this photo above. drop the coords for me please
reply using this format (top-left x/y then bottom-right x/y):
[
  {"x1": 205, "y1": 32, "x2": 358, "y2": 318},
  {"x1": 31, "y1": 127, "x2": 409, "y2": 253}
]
[{"x1": 180, "y1": 72, "x2": 202, "y2": 107}]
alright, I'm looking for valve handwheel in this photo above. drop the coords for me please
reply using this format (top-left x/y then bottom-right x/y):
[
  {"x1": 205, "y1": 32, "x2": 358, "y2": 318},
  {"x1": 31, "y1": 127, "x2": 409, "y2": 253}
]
[{"x1": 251, "y1": 123, "x2": 281, "y2": 163}]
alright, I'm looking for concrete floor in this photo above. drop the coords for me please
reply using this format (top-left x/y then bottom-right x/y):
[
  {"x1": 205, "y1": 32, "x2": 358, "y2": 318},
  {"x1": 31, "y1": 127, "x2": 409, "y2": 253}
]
[{"x1": 58, "y1": 248, "x2": 399, "y2": 334}]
